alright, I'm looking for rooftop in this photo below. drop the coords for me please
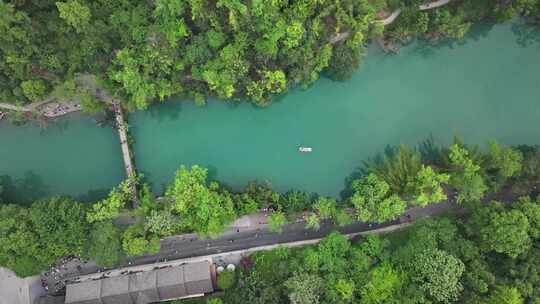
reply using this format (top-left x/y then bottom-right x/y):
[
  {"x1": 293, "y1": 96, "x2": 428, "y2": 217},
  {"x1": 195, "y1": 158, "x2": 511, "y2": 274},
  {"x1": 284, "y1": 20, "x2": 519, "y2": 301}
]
[{"x1": 65, "y1": 261, "x2": 214, "y2": 304}]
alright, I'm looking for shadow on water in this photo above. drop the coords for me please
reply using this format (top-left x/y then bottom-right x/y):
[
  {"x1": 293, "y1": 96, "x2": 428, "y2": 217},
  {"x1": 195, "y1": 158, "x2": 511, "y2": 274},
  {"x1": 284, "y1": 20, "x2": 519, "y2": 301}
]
[
  {"x1": 49, "y1": 117, "x2": 72, "y2": 133},
  {"x1": 139, "y1": 169, "x2": 170, "y2": 197},
  {"x1": 511, "y1": 20, "x2": 540, "y2": 48},
  {"x1": 339, "y1": 146, "x2": 397, "y2": 201},
  {"x1": 411, "y1": 38, "x2": 464, "y2": 58},
  {"x1": 206, "y1": 164, "x2": 219, "y2": 184},
  {"x1": 0, "y1": 171, "x2": 50, "y2": 205},
  {"x1": 411, "y1": 22, "x2": 496, "y2": 59},
  {"x1": 417, "y1": 134, "x2": 446, "y2": 166},
  {"x1": 339, "y1": 135, "x2": 448, "y2": 200},
  {"x1": 146, "y1": 100, "x2": 184, "y2": 122},
  {"x1": 0, "y1": 172, "x2": 112, "y2": 204},
  {"x1": 76, "y1": 188, "x2": 110, "y2": 203},
  {"x1": 464, "y1": 21, "x2": 496, "y2": 43}
]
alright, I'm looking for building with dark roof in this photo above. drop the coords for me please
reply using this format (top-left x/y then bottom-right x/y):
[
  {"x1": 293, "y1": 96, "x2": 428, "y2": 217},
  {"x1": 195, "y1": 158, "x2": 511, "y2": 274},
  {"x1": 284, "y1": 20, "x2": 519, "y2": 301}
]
[
  {"x1": 129, "y1": 271, "x2": 160, "y2": 304},
  {"x1": 155, "y1": 267, "x2": 185, "y2": 300},
  {"x1": 101, "y1": 275, "x2": 130, "y2": 304},
  {"x1": 64, "y1": 261, "x2": 214, "y2": 304}
]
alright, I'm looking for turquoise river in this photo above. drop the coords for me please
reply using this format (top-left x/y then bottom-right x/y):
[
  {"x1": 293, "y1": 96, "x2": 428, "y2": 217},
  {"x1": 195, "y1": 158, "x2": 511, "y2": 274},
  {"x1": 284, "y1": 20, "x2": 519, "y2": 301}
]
[{"x1": 1, "y1": 21, "x2": 540, "y2": 202}]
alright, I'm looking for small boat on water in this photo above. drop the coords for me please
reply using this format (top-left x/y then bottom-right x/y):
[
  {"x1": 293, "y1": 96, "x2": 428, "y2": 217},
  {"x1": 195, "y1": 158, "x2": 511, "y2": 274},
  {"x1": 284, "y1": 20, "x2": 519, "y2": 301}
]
[{"x1": 299, "y1": 146, "x2": 313, "y2": 153}]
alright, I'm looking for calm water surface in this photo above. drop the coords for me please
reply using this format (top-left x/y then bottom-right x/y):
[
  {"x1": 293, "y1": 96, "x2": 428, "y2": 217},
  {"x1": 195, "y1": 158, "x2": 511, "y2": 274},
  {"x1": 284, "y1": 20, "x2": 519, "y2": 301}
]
[
  {"x1": 1, "y1": 21, "x2": 539, "y2": 201},
  {"x1": 0, "y1": 115, "x2": 124, "y2": 202},
  {"x1": 131, "y1": 22, "x2": 540, "y2": 197}
]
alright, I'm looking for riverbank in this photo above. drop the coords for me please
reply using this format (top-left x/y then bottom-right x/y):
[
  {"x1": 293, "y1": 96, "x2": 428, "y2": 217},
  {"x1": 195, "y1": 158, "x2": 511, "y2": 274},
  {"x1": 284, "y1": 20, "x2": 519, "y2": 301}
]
[
  {"x1": 0, "y1": 0, "x2": 455, "y2": 121},
  {"x1": 1, "y1": 21, "x2": 539, "y2": 202}
]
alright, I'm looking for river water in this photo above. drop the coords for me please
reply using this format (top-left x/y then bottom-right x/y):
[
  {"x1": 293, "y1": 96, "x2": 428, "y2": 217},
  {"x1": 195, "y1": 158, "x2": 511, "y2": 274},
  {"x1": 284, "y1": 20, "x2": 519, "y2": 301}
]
[{"x1": 1, "y1": 21, "x2": 539, "y2": 202}]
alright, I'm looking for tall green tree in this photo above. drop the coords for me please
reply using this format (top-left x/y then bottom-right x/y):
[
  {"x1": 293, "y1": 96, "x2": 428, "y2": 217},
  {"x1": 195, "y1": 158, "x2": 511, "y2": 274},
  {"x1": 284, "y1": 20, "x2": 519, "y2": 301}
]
[
  {"x1": 153, "y1": 0, "x2": 189, "y2": 47},
  {"x1": 365, "y1": 145, "x2": 422, "y2": 194},
  {"x1": 165, "y1": 165, "x2": 236, "y2": 237},
  {"x1": 86, "y1": 180, "x2": 132, "y2": 223},
  {"x1": 56, "y1": 0, "x2": 92, "y2": 33},
  {"x1": 467, "y1": 202, "x2": 531, "y2": 258},
  {"x1": 121, "y1": 224, "x2": 160, "y2": 256},
  {"x1": 485, "y1": 286, "x2": 524, "y2": 304},
  {"x1": 360, "y1": 262, "x2": 404, "y2": 304},
  {"x1": 0, "y1": 204, "x2": 40, "y2": 276},
  {"x1": 268, "y1": 210, "x2": 287, "y2": 233},
  {"x1": 313, "y1": 197, "x2": 338, "y2": 220},
  {"x1": 327, "y1": 43, "x2": 362, "y2": 81},
  {"x1": 87, "y1": 222, "x2": 122, "y2": 268},
  {"x1": 411, "y1": 249, "x2": 465, "y2": 303},
  {"x1": 515, "y1": 196, "x2": 540, "y2": 239},
  {"x1": 449, "y1": 144, "x2": 487, "y2": 203},
  {"x1": 305, "y1": 214, "x2": 321, "y2": 230},
  {"x1": 485, "y1": 140, "x2": 523, "y2": 188},
  {"x1": 410, "y1": 165, "x2": 449, "y2": 206},
  {"x1": 29, "y1": 197, "x2": 88, "y2": 262},
  {"x1": 285, "y1": 272, "x2": 324, "y2": 304},
  {"x1": 350, "y1": 173, "x2": 406, "y2": 223},
  {"x1": 20, "y1": 80, "x2": 46, "y2": 102}
]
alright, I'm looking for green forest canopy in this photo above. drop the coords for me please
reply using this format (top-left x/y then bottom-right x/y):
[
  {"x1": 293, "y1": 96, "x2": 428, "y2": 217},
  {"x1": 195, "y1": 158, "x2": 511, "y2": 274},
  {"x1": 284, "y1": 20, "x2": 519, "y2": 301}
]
[
  {"x1": 177, "y1": 206, "x2": 540, "y2": 304},
  {"x1": 1, "y1": 0, "x2": 539, "y2": 110}
]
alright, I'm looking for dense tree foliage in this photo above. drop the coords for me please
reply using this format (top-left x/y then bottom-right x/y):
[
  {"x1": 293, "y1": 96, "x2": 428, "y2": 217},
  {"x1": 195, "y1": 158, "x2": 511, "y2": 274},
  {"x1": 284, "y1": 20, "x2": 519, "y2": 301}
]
[
  {"x1": 268, "y1": 210, "x2": 288, "y2": 233},
  {"x1": 326, "y1": 43, "x2": 363, "y2": 81},
  {"x1": 0, "y1": 0, "x2": 377, "y2": 109},
  {"x1": 121, "y1": 223, "x2": 161, "y2": 256},
  {"x1": 86, "y1": 180, "x2": 132, "y2": 223},
  {"x1": 486, "y1": 286, "x2": 524, "y2": 304},
  {"x1": 284, "y1": 272, "x2": 324, "y2": 304},
  {"x1": 386, "y1": 0, "x2": 540, "y2": 42},
  {"x1": 0, "y1": 197, "x2": 89, "y2": 276},
  {"x1": 350, "y1": 173, "x2": 406, "y2": 223},
  {"x1": 217, "y1": 270, "x2": 236, "y2": 290},
  {"x1": 165, "y1": 165, "x2": 236, "y2": 237},
  {"x1": 364, "y1": 145, "x2": 422, "y2": 194},
  {"x1": 466, "y1": 200, "x2": 536, "y2": 258},
  {"x1": 410, "y1": 165, "x2": 449, "y2": 206},
  {"x1": 411, "y1": 248, "x2": 465, "y2": 302},
  {"x1": 87, "y1": 222, "x2": 122, "y2": 268},
  {"x1": 485, "y1": 140, "x2": 523, "y2": 189},
  {"x1": 448, "y1": 143, "x2": 488, "y2": 203},
  {"x1": 200, "y1": 209, "x2": 540, "y2": 304},
  {"x1": 2, "y1": 0, "x2": 538, "y2": 111}
]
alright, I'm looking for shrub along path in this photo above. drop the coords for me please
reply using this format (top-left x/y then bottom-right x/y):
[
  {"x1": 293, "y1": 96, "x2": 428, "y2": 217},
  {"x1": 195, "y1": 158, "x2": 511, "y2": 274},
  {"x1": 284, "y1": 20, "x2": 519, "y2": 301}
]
[{"x1": 47, "y1": 199, "x2": 459, "y2": 294}]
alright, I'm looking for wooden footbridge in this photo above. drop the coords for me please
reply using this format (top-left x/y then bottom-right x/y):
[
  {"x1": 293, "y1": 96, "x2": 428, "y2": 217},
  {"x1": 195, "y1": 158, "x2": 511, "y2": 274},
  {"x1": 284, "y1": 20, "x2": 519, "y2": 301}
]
[{"x1": 112, "y1": 101, "x2": 140, "y2": 207}]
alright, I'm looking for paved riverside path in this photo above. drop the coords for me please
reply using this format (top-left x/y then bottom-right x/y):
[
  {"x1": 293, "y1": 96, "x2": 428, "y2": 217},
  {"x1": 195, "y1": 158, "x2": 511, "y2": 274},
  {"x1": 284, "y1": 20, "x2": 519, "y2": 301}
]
[
  {"x1": 330, "y1": 0, "x2": 454, "y2": 44},
  {"x1": 144, "y1": 200, "x2": 458, "y2": 265},
  {"x1": 36, "y1": 200, "x2": 461, "y2": 301},
  {"x1": 56, "y1": 200, "x2": 459, "y2": 286},
  {"x1": 13, "y1": 199, "x2": 463, "y2": 302},
  {"x1": 380, "y1": 0, "x2": 453, "y2": 25}
]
